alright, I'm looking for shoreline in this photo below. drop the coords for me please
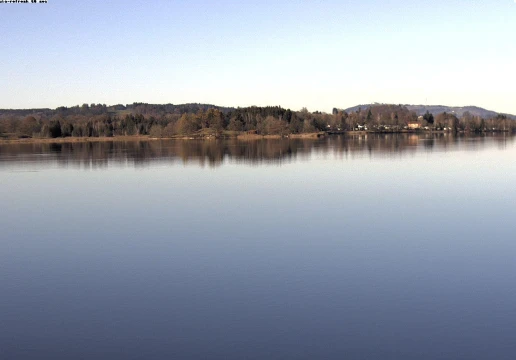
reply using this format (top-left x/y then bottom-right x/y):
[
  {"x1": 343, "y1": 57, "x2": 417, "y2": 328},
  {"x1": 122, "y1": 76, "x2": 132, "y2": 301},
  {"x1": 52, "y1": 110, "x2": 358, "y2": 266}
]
[
  {"x1": 236, "y1": 132, "x2": 325, "y2": 140},
  {"x1": 0, "y1": 132, "x2": 327, "y2": 144},
  {"x1": 0, "y1": 130, "x2": 510, "y2": 145},
  {"x1": 0, "y1": 135, "x2": 157, "y2": 144}
]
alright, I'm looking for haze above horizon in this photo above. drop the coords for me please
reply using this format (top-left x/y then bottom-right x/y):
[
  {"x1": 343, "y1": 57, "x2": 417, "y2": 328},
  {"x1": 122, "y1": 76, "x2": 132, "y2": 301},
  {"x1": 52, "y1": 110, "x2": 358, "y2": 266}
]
[{"x1": 2, "y1": 0, "x2": 515, "y2": 113}]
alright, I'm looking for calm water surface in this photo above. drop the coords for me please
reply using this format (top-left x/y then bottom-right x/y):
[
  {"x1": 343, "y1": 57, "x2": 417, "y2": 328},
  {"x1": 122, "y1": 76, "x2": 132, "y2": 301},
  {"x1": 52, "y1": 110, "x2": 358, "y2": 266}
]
[{"x1": 1, "y1": 134, "x2": 515, "y2": 359}]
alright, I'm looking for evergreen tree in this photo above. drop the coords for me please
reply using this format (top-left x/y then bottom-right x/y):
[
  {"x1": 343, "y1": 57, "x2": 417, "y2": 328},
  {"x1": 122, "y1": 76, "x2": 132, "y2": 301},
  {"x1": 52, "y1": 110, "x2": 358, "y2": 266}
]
[{"x1": 423, "y1": 110, "x2": 434, "y2": 125}]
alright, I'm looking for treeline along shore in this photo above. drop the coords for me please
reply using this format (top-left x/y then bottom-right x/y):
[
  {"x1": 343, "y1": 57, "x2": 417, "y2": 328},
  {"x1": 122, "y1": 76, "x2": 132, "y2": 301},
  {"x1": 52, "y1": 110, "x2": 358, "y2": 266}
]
[{"x1": 1, "y1": 103, "x2": 514, "y2": 142}]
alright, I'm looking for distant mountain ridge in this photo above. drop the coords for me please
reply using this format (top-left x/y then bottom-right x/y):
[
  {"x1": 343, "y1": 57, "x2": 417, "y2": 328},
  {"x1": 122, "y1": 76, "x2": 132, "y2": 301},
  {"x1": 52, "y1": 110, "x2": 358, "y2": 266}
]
[
  {"x1": 342, "y1": 103, "x2": 516, "y2": 120},
  {"x1": 0, "y1": 103, "x2": 236, "y2": 117},
  {"x1": 2, "y1": 102, "x2": 514, "y2": 120}
]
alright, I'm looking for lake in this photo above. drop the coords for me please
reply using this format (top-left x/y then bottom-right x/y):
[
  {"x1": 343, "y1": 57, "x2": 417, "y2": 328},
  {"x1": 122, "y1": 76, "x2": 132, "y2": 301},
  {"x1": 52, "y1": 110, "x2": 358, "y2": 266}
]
[{"x1": 1, "y1": 133, "x2": 515, "y2": 359}]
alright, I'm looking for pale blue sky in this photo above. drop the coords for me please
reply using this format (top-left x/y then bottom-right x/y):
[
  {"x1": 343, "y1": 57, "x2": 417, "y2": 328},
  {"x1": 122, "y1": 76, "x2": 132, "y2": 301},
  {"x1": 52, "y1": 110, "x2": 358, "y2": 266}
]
[{"x1": 2, "y1": 0, "x2": 515, "y2": 113}]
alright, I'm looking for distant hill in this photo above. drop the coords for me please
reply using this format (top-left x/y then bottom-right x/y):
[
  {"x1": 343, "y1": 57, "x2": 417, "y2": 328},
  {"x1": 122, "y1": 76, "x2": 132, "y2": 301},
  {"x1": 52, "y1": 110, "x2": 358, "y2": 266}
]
[
  {"x1": 0, "y1": 103, "x2": 236, "y2": 117},
  {"x1": 342, "y1": 103, "x2": 516, "y2": 120},
  {"x1": 404, "y1": 105, "x2": 515, "y2": 120}
]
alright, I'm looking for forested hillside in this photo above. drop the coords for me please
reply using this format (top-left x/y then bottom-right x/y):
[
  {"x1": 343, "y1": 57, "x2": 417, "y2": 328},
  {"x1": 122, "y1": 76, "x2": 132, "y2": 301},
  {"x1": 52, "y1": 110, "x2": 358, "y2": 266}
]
[
  {"x1": 1, "y1": 102, "x2": 514, "y2": 140},
  {"x1": 343, "y1": 103, "x2": 516, "y2": 120}
]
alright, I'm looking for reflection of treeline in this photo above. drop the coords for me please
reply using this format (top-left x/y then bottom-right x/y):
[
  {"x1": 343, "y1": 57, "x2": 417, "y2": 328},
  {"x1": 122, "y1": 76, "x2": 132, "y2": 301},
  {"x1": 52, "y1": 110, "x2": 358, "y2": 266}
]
[
  {"x1": 1, "y1": 134, "x2": 512, "y2": 168},
  {"x1": 0, "y1": 139, "x2": 312, "y2": 167},
  {"x1": 1, "y1": 103, "x2": 514, "y2": 140}
]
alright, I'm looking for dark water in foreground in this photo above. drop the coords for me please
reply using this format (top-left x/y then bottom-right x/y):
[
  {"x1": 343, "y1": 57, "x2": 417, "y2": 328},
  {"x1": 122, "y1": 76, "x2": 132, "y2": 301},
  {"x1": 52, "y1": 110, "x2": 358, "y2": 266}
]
[{"x1": 1, "y1": 134, "x2": 515, "y2": 359}]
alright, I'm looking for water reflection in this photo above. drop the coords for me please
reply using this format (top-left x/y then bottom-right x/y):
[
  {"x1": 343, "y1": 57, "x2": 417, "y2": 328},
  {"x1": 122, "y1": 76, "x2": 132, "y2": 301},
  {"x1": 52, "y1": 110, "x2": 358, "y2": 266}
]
[
  {"x1": 0, "y1": 133, "x2": 513, "y2": 169},
  {"x1": 2, "y1": 131, "x2": 516, "y2": 360}
]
